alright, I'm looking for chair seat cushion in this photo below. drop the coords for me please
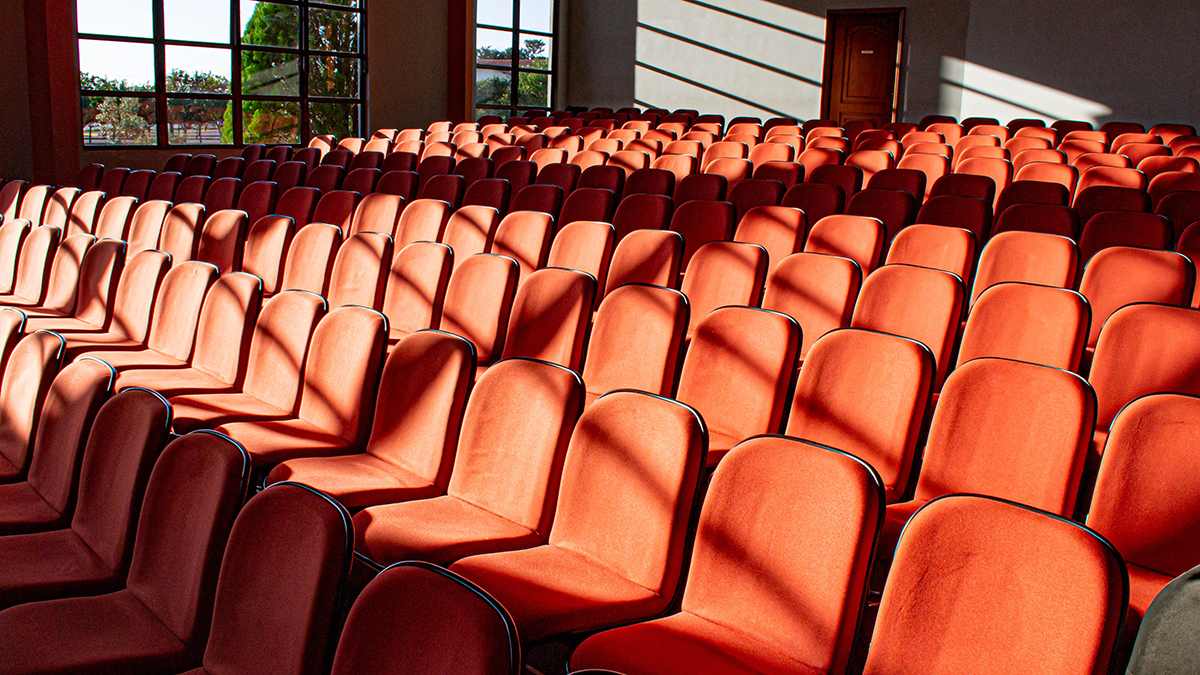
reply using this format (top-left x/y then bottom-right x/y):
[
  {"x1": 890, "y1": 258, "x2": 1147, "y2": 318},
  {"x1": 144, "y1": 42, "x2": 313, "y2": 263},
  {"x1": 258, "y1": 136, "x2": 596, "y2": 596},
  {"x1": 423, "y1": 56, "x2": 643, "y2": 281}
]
[
  {"x1": 115, "y1": 367, "x2": 233, "y2": 399},
  {"x1": 452, "y1": 544, "x2": 667, "y2": 642},
  {"x1": 266, "y1": 453, "x2": 441, "y2": 510},
  {"x1": 169, "y1": 393, "x2": 289, "y2": 434},
  {"x1": 0, "y1": 481, "x2": 64, "y2": 536},
  {"x1": 217, "y1": 416, "x2": 355, "y2": 466},
  {"x1": 0, "y1": 529, "x2": 118, "y2": 609},
  {"x1": 354, "y1": 495, "x2": 542, "y2": 567},
  {"x1": 572, "y1": 611, "x2": 826, "y2": 675},
  {"x1": 0, "y1": 590, "x2": 193, "y2": 675},
  {"x1": 84, "y1": 347, "x2": 187, "y2": 372},
  {"x1": 62, "y1": 334, "x2": 142, "y2": 361}
]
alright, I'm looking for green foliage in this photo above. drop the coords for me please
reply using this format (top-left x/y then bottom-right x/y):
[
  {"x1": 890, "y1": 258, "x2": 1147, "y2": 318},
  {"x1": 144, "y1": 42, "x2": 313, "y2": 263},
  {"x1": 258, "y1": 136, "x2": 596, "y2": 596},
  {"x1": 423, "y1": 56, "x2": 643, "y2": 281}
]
[
  {"x1": 166, "y1": 70, "x2": 230, "y2": 94},
  {"x1": 474, "y1": 39, "x2": 550, "y2": 111}
]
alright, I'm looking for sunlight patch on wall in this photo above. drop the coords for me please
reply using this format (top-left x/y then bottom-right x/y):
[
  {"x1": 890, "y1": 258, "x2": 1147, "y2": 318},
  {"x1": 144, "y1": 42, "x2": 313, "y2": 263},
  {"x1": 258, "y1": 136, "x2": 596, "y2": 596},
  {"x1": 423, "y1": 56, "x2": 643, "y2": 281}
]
[
  {"x1": 635, "y1": 0, "x2": 825, "y2": 120},
  {"x1": 940, "y1": 57, "x2": 1112, "y2": 124}
]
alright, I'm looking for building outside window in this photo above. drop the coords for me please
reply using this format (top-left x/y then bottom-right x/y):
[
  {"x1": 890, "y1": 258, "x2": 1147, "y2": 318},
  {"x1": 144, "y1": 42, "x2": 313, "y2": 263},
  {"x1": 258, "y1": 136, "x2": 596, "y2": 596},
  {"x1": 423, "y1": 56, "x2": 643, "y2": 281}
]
[
  {"x1": 77, "y1": 0, "x2": 366, "y2": 147},
  {"x1": 474, "y1": 0, "x2": 557, "y2": 120}
]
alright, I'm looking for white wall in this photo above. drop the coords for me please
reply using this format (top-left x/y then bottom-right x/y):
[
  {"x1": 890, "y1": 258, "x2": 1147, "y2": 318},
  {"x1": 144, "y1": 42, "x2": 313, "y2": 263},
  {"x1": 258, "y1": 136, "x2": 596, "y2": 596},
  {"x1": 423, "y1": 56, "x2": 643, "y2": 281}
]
[{"x1": 561, "y1": 0, "x2": 1200, "y2": 127}]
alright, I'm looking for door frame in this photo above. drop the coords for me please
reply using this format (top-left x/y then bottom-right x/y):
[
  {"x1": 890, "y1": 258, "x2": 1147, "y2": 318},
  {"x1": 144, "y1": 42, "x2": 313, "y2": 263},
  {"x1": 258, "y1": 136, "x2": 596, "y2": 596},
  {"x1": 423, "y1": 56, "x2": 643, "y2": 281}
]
[{"x1": 820, "y1": 8, "x2": 907, "y2": 123}]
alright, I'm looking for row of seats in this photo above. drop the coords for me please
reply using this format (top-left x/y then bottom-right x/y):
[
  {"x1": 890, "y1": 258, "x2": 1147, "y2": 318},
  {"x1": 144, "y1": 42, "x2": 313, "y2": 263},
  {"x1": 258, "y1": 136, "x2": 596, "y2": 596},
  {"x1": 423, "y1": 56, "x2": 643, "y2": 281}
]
[{"x1": 0, "y1": 106, "x2": 1196, "y2": 674}]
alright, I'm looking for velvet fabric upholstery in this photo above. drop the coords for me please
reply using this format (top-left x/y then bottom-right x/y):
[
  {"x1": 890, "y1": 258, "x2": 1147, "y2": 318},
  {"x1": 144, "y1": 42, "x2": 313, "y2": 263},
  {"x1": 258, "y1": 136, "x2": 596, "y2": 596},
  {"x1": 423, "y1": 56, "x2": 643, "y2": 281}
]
[
  {"x1": 381, "y1": 241, "x2": 453, "y2": 344},
  {"x1": 548, "y1": 222, "x2": 616, "y2": 302},
  {"x1": 885, "y1": 224, "x2": 977, "y2": 292},
  {"x1": 763, "y1": 252, "x2": 862, "y2": 358},
  {"x1": 970, "y1": 230, "x2": 1080, "y2": 304},
  {"x1": 497, "y1": 268, "x2": 595, "y2": 372},
  {"x1": 349, "y1": 193, "x2": 405, "y2": 238},
  {"x1": 863, "y1": 495, "x2": 1125, "y2": 675},
  {"x1": 668, "y1": 200, "x2": 736, "y2": 271},
  {"x1": 0, "y1": 358, "x2": 112, "y2": 535},
  {"x1": 0, "y1": 331, "x2": 65, "y2": 481},
  {"x1": 0, "y1": 388, "x2": 171, "y2": 608},
  {"x1": 354, "y1": 359, "x2": 583, "y2": 567},
  {"x1": 582, "y1": 284, "x2": 687, "y2": 407},
  {"x1": 677, "y1": 306, "x2": 799, "y2": 465},
  {"x1": 280, "y1": 223, "x2": 342, "y2": 297},
  {"x1": 395, "y1": 199, "x2": 453, "y2": 248},
  {"x1": 240, "y1": 215, "x2": 295, "y2": 296},
  {"x1": 443, "y1": 206, "x2": 502, "y2": 272},
  {"x1": 571, "y1": 436, "x2": 884, "y2": 675},
  {"x1": 787, "y1": 329, "x2": 934, "y2": 503},
  {"x1": 1078, "y1": 246, "x2": 1194, "y2": 348},
  {"x1": 330, "y1": 561, "x2": 520, "y2": 675},
  {"x1": 804, "y1": 215, "x2": 885, "y2": 276},
  {"x1": 327, "y1": 231, "x2": 393, "y2": 310},
  {"x1": 680, "y1": 241, "x2": 768, "y2": 337},
  {"x1": 958, "y1": 282, "x2": 1090, "y2": 371},
  {"x1": 452, "y1": 391, "x2": 705, "y2": 643},
  {"x1": 439, "y1": 253, "x2": 519, "y2": 366}
]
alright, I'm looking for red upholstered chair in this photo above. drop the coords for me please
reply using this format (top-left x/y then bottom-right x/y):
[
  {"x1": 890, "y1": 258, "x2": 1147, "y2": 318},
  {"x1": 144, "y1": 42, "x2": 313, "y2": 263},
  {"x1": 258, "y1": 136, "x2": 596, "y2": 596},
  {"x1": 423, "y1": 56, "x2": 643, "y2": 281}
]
[
  {"x1": 450, "y1": 390, "x2": 704, "y2": 644},
  {"x1": 581, "y1": 284, "x2": 687, "y2": 406},
  {"x1": 787, "y1": 328, "x2": 932, "y2": 501},
  {"x1": 330, "y1": 561, "x2": 520, "y2": 675},
  {"x1": 804, "y1": 215, "x2": 885, "y2": 276},
  {"x1": 1078, "y1": 246, "x2": 1194, "y2": 351},
  {"x1": 958, "y1": 282, "x2": 1090, "y2": 372},
  {"x1": 676, "y1": 306, "x2": 798, "y2": 466},
  {"x1": 863, "y1": 495, "x2": 1125, "y2": 675},
  {"x1": 438, "y1": 253, "x2": 520, "y2": 369},
  {"x1": 548, "y1": 221, "x2": 616, "y2": 301},
  {"x1": 570, "y1": 435, "x2": 883, "y2": 675},
  {"x1": 885, "y1": 223, "x2": 977, "y2": 293},
  {"x1": 353, "y1": 359, "x2": 583, "y2": 567},
  {"x1": 913, "y1": 194, "x2": 991, "y2": 240},
  {"x1": 492, "y1": 268, "x2": 595, "y2": 373}
]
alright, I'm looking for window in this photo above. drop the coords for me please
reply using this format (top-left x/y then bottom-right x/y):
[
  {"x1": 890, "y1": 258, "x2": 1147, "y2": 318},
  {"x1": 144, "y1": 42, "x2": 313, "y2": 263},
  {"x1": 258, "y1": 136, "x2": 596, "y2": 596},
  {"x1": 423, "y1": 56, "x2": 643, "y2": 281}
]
[
  {"x1": 77, "y1": 0, "x2": 366, "y2": 148},
  {"x1": 474, "y1": 0, "x2": 556, "y2": 120}
]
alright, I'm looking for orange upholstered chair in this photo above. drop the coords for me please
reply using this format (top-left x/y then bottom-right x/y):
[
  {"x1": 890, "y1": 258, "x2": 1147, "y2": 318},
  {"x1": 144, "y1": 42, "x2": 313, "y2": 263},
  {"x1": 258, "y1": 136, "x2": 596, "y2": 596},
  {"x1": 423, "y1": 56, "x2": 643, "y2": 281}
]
[
  {"x1": 959, "y1": 282, "x2": 1090, "y2": 372},
  {"x1": 971, "y1": 231, "x2": 1080, "y2": 305},
  {"x1": 581, "y1": 284, "x2": 688, "y2": 406},
  {"x1": 450, "y1": 390, "x2": 704, "y2": 644},
  {"x1": 679, "y1": 241, "x2": 769, "y2": 337},
  {"x1": 571, "y1": 435, "x2": 883, "y2": 675},
  {"x1": 438, "y1": 253, "x2": 519, "y2": 369}
]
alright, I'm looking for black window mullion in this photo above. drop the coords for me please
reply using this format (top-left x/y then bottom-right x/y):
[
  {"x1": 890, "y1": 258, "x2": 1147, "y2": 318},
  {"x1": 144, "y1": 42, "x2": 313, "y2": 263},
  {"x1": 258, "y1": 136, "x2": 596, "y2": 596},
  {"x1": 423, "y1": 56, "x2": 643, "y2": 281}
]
[
  {"x1": 511, "y1": 0, "x2": 520, "y2": 117},
  {"x1": 152, "y1": 0, "x2": 167, "y2": 146},
  {"x1": 231, "y1": 0, "x2": 243, "y2": 146},
  {"x1": 299, "y1": 1, "x2": 310, "y2": 143}
]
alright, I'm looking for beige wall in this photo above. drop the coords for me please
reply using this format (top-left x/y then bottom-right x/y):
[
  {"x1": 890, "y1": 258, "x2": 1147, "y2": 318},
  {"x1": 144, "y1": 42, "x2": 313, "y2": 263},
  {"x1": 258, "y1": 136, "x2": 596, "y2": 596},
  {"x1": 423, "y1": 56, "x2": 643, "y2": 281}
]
[
  {"x1": 0, "y1": 1, "x2": 34, "y2": 180},
  {"x1": 367, "y1": 0, "x2": 450, "y2": 131}
]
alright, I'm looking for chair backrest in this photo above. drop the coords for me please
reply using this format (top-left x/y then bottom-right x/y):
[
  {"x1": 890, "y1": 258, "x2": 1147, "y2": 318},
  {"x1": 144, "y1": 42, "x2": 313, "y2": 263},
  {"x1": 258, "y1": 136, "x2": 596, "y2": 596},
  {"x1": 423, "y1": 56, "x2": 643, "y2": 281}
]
[
  {"x1": 438, "y1": 253, "x2": 519, "y2": 366},
  {"x1": 763, "y1": 252, "x2": 863, "y2": 358},
  {"x1": 679, "y1": 241, "x2": 769, "y2": 336},
  {"x1": 885, "y1": 223, "x2": 977, "y2": 293},
  {"x1": 197, "y1": 209, "x2": 249, "y2": 275},
  {"x1": 1074, "y1": 185, "x2": 1151, "y2": 224},
  {"x1": 1089, "y1": 303, "x2": 1200, "y2": 432},
  {"x1": 851, "y1": 263, "x2": 964, "y2": 389},
  {"x1": 781, "y1": 181, "x2": 845, "y2": 223},
  {"x1": 868, "y1": 167, "x2": 926, "y2": 204},
  {"x1": 330, "y1": 561, "x2": 519, "y2": 675},
  {"x1": 611, "y1": 193, "x2": 672, "y2": 242},
  {"x1": 0, "y1": 330, "x2": 65, "y2": 476},
  {"x1": 311, "y1": 190, "x2": 361, "y2": 237},
  {"x1": 189, "y1": 272, "x2": 263, "y2": 387},
  {"x1": 668, "y1": 200, "x2": 736, "y2": 270},
  {"x1": 787, "y1": 328, "x2": 933, "y2": 501},
  {"x1": 666, "y1": 436, "x2": 883, "y2": 675},
  {"x1": 992, "y1": 201, "x2": 1080, "y2": 239},
  {"x1": 69, "y1": 388, "x2": 173, "y2": 580},
  {"x1": 729, "y1": 205, "x2": 806, "y2": 270},
  {"x1": 243, "y1": 290, "x2": 327, "y2": 413},
  {"x1": 107, "y1": 249, "x2": 171, "y2": 342},
  {"x1": 622, "y1": 168, "x2": 674, "y2": 200},
  {"x1": 917, "y1": 358, "x2": 1095, "y2": 514},
  {"x1": 810, "y1": 164, "x2": 862, "y2": 200},
  {"x1": 199, "y1": 483, "x2": 352, "y2": 675},
  {"x1": 280, "y1": 223, "x2": 343, "y2": 297},
  {"x1": 863, "y1": 495, "x2": 1125, "y2": 675},
  {"x1": 22, "y1": 358, "x2": 114, "y2": 523},
  {"x1": 559, "y1": 187, "x2": 616, "y2": 227},
  {"x1": 340, "y1": 167, "x2": 379, "y2": 197},
  {"x1": 995, "y1": 180, "x2": 1072, "y2": 218},
  {"x1": 235, "y1": 181, "x2": 277, "y2": 227},
  {"x1": 1088, "y1": 393, "x2": 1200, "y2": 588},
  {"x1": 914, "y1": 194, "x2": 991, "y2": 241},
  {"x1": 545, "y1": 390, "x2": 704, "y2": 606},
  {"x1": 1078, "y1": 246, "x2": 1195, "y2": 348},
  {"x1": 0, "y1": 218, "x2": 29, "y2": 294},
  {"x1": 38, "y1": 233, "x2": 95, "y2": 315},
  {"x1": 297, "y1": 306, "x2": 388, "y2": 447},
  {"x1": 8, "y1": 224, "x2": 60, "y2": 308},
  {"x1": 676, "y1": 306, "x2": 799, "y2": 463},
  {"x1": 65, "y1": 190, "x2": 107, "y2": 239},
  {"x1": 395, "y1": 199, "x2": 453, "y2": 248},
  {"x1": 70, "y1": 237, "x2": 126, "y2": 328},
  {"x1": 92, "y1": 195, "x2": 138, "y2": 240},
  {"x1": 1078, "y1": 211, "x2": 1172, "y2": 263},
  {"x1": 499, "y1": 268, "x2": 595, "y2": 371},
  {"x1": 845, "y1": 188, "x2": 917, "y2": 246},
  {"x1": 491, "y1": 210, "x2": 554, "y2": 284},
  {"x1": 578, "y1": 164, "x2": 625, "y2": 195},
  {"x1": 804, "y1": 215, "x2": 885, "y2": 276},
  {"x1": 446, "y1": 359, "x2": 583, "y2": 536},
  {"x1": 144, "y1": 260, "x2": 220, "y2": 360},
  {"x1": 18, "y1": 184, "x2": 53, "y2": 226},
  {"x1": 158, "y1": 203, "x2": 205, "y2": 265},
  {"x1": 582, "y1": 284, "x2": 687, "y2": 406},
  {"x1": 241, "y1": 215, "x2": 295, "y2": 296},
  {"x1": 960, "y1": 281, "x2": 1089, "y2": 373},
  {"x1": 547, "y1": 221, "x2": 615, "y2": 299},
  {"x1": 674, "y1": 172, "x2": 727, "y2": 204},
  {"x1": 443, "y1": 205, "x2": 502, "y2": 272},
  {"x1": 123, "y1": 431, "x2": 250, "y2": 656},
  {"x1": 381, "y1": 241, "x2": 453, "y2": 342},
  {"x1": 0, "y1": 180, "x2": 27, "y2": 220},
  {"x1": 327, "y1": 231, "x2": 393, "y2": 310},
  {"x1": 117, "y1": 168, "x2": 153, "y2": 202},
  {"x1": 41, "y1": 187, "x2": 80, "y2": 230},
  {"x1": 275, "y1": 186, "x2": 319, "y2": 229}
]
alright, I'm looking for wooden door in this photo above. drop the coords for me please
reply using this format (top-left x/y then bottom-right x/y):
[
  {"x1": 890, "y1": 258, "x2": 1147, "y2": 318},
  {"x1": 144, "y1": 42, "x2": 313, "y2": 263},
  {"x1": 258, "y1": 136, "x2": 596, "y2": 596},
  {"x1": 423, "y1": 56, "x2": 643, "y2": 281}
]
[{"x1": 822, "y1": 10, "x2": 904, "y2": 128}]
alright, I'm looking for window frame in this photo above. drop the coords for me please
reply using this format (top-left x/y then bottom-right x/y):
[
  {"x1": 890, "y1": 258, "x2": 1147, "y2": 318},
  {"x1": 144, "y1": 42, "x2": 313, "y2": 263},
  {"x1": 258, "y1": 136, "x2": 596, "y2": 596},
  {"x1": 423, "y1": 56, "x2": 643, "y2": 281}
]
[
  {"x1": 474, "y1": 0, "x2": 559, "y2": 119},
  {"x1": 77, "y1": 0, "x2": 368, "y2": 149}
]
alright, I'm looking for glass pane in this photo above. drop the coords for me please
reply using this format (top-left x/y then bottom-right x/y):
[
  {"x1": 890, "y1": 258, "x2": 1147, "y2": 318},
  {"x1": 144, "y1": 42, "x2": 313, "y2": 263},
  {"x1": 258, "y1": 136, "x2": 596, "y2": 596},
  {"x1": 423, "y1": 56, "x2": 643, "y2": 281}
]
[
  {"x1": 477, "y1": 0, "x2": 513, "y2": 28},
  {"x1": 167, "y1": 98, "x2": 233, "y2": 145},
  {"x1": 517, "y1": 72, "x2": 550, "y2": 107},
  {"x1": 77, "y1": 0, "x2": 153, "y2": 38},
  {"x1": 78, "y1": 39, "x2": 156, "y2": 91},
  {"x1": 520, "y1": 34, "x2": 552, "y2": 70},
  {"x1": 241, "y1": 51, "x2": 300, "y2": 96},
  {"x1": 310, "y1": 55, "x2": 359, "y2": 98},
  {"x1": 520, "y1": 0, "x2": 553, "y2": 33},
  {"x1": 242, "y1": 100, "x2": 299, "y2": 144},
  {"x1": 316, "y1": 0, "x2": 359, "y2": 7},
  {"x1": 165, "y1": 46, "x2": 232, "y2": 93},
  {"x1": 475, "y1": 69, "x2": 511, "y2": 107},
  {"x1": 308, "y1": 8, "x2": 359, "y2": 53},
  {"x1": 82, "y1": 96, "x2": 157, "y2": 146},
  {"x1": 239, "y1": 1, "x2": 299, "y2": 48},
  {"x1": 164, "y1": 0, "x2": 231, "y2": 44},
  {"x1": 310, "y1": 101, "x2": 358, "y2": 139},
  {"x1": 476, "y1": 27, "x2": 513, "y2": 65}
]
